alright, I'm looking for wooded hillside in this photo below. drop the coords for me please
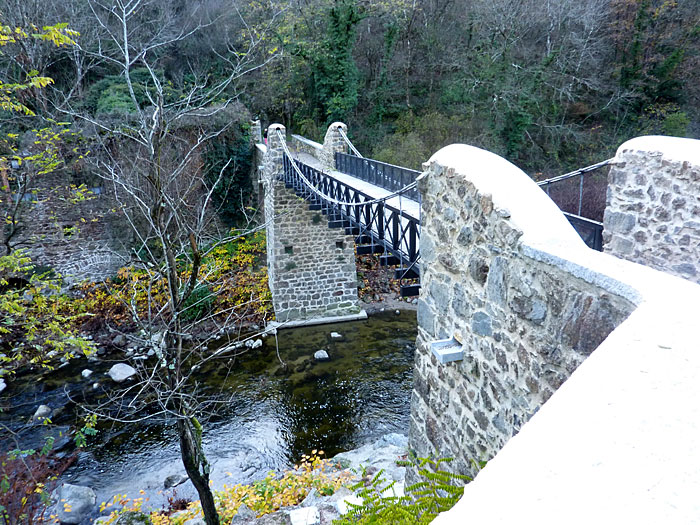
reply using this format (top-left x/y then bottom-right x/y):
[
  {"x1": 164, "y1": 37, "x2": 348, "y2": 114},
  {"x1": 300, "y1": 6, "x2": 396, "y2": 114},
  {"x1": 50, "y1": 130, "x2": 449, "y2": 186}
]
[{"x1": 1, "y1": 0, "x2": 698, "y2": 174}]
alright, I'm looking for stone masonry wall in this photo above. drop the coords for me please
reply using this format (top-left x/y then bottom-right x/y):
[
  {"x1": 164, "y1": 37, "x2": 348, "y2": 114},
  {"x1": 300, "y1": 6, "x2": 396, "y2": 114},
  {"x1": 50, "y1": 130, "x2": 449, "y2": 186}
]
[
  {"x1": 10, "y1": 169, "x2": 128, "y2": 283},
  {"x1": 262, "y1": 124, "x2": 361, "y2": 322},
  {"x1": 319, "y1": 122, "x2": 348, "y2": 169},
  {"x1": 408, "y1": 145, "x2": 635, "y2": 480},
  {"x1": 604, "y1": 136, "x2": 700, "y2": 284},
  {"x1": 290, "y1": 134, "x2": 324, "y2": 160}
]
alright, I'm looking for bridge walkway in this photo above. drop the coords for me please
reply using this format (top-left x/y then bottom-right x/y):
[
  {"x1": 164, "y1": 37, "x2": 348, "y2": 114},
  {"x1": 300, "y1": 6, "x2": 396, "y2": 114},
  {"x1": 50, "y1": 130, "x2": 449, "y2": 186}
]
[{"x1": 289, "y1": 150, "x2": 420, "y2": 220}]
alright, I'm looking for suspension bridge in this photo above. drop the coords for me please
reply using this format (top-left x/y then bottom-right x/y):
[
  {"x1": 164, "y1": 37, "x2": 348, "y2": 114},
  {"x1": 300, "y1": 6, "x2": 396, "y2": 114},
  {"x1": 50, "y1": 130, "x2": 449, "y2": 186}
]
[{"x1": 259, "y1": 121, "x2": 608, "y2": 320}]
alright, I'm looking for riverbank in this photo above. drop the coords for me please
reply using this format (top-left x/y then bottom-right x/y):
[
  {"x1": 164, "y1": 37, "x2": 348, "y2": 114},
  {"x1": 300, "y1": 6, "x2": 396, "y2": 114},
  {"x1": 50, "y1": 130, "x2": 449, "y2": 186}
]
[{"x1": 51, "y1": 433, "x2": 409, "y2": 525}]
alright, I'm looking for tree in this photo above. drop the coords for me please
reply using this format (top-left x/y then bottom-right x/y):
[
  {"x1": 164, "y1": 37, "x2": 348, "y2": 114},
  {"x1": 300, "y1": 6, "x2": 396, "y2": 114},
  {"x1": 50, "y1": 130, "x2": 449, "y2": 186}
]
[{"x1": 59, "y1": 2, "x2": 279, "y2": 524}]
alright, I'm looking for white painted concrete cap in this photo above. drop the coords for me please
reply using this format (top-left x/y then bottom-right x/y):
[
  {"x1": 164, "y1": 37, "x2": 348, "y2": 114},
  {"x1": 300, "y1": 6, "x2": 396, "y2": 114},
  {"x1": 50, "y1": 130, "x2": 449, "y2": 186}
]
[
  {"x1": 616, "y1": 135, "x2": 700, "y2": 165},
  {"x1": 427, "y1": 144, "x2": 587, "y2": 254},
  {"x1": 433, "y1": 289, "x2": 700, "y2": 524}
]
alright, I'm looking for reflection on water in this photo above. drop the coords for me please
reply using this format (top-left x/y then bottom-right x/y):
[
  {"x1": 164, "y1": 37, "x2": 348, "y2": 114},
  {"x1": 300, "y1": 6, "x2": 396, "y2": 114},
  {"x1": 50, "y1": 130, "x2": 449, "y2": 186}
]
[{"x1": 0, "y1": 311, "x2": 416, "y2": 506}]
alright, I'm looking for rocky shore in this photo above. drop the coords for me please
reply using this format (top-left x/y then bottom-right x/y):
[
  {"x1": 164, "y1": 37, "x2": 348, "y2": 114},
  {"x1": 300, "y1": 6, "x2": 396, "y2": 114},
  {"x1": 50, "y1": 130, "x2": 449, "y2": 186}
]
[{"x1": 51, "y1": 433, "x2": 409, "y2": 525}]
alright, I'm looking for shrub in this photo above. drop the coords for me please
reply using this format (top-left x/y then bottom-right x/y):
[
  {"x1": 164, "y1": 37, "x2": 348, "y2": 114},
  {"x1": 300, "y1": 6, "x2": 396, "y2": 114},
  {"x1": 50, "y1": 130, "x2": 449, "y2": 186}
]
[{"x1": 333, "y1": 454, "x2": 472, "y2": 524}]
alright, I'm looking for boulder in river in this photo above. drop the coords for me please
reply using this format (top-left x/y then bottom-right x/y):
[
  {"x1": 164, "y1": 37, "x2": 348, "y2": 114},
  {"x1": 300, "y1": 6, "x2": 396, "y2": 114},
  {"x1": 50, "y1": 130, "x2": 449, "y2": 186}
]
[
  {"x1": 81, "y1": 369, "x2": 93, "y2": 379},
  {"x1": 108, "y1": 363, "x2": 137, "y2": 383},
  {"x1": 163, "y1": 473, "x2": 188, "y2": 489},
  {"x1": 313, "y1": 350, "x2": 330, "y2": 361},
  {"x1": 112, "y1": 334, "x2": 127, "y2": 347},
  {"x1": 32, "y1": 404, "x2": 52, "y2": 424},
  {"x1": 55, "y1": 483, "x2": 96, "y2": 524},
  {"x1": 0, "y1": 378, "x2": 6, "y2": 393}
]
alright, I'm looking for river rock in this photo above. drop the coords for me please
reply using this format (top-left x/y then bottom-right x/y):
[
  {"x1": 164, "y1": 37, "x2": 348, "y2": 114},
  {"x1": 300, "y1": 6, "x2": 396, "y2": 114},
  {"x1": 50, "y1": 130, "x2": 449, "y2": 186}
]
[
  {"x1": 231, "y1": 503, "x2": 256, "y2": 523},
  {"x1": 114, "y1": 511, "x2": 151, "y2": 525},
  {"x1": 183, "y1": 519, "x2": 205, "y2": 525},
  {"x1": 55, "y1": 483, "x2": 96, "y2": 524},
  {"x1": 32, "y1": 404, "x2": 52, "y2": 424},
  {"x1": 288, "y1": 506, "x2": 319, "y2": 525},
  {"x1": 0, "y1": 378, "x2": 6, "y2": 393},
  {"x1": 333, "y1": 433, "x2": 408, "y2": 481},
  {"x1": 164, "y1": 473, "x2": 188, "y2": 489},
  {"x1": 108, "y1": 363, "x2": 137, "y2": 382},
  {"x1": 314, "y1": 350, "x2": 329, "y2": 361},
  {"x1": 81, "y1": 369, "x2": 93, "y2": 379},
  {"x1": 112, "y1": 334, "x2": 127, "y2": 347}
]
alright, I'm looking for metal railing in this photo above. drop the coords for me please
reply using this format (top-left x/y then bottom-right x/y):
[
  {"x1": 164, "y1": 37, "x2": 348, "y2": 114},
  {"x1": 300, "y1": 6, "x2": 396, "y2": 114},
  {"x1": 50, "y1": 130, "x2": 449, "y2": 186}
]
[
  {"x1": 537, "y1": 159, "x2": 612, "y2": 251},
  {"x1": 283, "y1": 154, "x2": 420, "y2": 291},
  {"x1": 335, "y1": 152, "x2": 421, "y2": 202}
]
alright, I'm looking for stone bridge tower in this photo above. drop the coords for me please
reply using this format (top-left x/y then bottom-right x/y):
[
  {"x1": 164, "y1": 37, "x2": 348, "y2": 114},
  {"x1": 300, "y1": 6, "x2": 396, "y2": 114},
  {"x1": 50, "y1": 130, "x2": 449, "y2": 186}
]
[{"x1": 260, "y1": 124, "x2": 364, "y2": 324}]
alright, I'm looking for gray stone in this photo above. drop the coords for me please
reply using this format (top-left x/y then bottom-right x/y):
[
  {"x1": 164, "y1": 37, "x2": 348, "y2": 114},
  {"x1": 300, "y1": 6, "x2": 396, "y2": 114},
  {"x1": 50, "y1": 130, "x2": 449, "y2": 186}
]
[
  {"x1": 456, "y1": 226, "x2": 473, "y2": 246},
  {"x1": 468, "y1": 252, "x2": 489, "y2": 285},
  {"x1": 112, "y1": 334, "x2": 127, "y2": 347},
  {"x1": 231, "y1": 504, "x2": 256, "y2": 523},
  {"x1": 114, "y1": 511, "x2": 151, "y2": 525},
  {"x1": 164, "y1": 473, "x2": 188, "y2": 489},
  {"x1": 330, "y1": 332, "x2": 343, "y2": 339},
  {"x1": 288, "y1": 506, "x2": 319, "y2": 525},
  {"x1": 673, "y1": 263, "x2": 697, "y2": 277},
  {"x1": 108, "y1": 363, "x2": 137, "y2": 383},
  {"x1": 32, "y1": 404, "x2": 52, "y2": 424},
  {"x1": 471, "y1": 311, "x2": 492, "y2": 337},
  {"x1": 417, "y1": 299, "x2": 435, "y2": 336},
  {"x1": 314, "y1": 350, "x2": 330, "y2": 361},
  {"x1": 606, "y1": 211, "x2": 636, "y2": 234},
  {"x1": 81, "y1": 369, "x2": 93, "y2": 379},
  {"x1": 486, "y1": 256, "x2": 507, "y2": 307},
  {"x1": 55, "y1": 483, "x2": 96, "y2": 524},
  {"x1": 183, "y1": 519, "x2": 206, "y2": 525},
  {"x1": 431, "y1": 281, "x2": 450, "y2": 311},
  {"x1": 0, "y1": 378, "x2": 6, "y2": 394}
]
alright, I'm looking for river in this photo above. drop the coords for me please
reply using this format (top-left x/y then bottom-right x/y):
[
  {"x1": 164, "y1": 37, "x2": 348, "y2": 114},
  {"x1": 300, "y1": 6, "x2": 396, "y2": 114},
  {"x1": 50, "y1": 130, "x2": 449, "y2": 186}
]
[{"x1": 0, "y1": 310, "x2": 416, "y2": 510}]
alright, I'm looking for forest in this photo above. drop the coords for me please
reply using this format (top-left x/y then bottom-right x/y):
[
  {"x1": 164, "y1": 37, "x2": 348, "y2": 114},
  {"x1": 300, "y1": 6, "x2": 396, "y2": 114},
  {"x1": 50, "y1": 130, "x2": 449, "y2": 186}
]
[{"x1": 0, "y1": 0, "x2": 697, "y2": 176}]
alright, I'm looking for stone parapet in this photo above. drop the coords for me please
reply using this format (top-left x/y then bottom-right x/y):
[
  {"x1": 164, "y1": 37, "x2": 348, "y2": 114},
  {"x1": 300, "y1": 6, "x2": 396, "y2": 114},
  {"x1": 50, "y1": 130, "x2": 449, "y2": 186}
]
[
  {"x1": 603, "y1": 136, "x2": 700, "y2": 284},
  {"x1": 290, "y1": 134, "x2": 323, "y2": 160},
  {"x1": 408, "y1": 145, "x2": 637, "y2": 478}
]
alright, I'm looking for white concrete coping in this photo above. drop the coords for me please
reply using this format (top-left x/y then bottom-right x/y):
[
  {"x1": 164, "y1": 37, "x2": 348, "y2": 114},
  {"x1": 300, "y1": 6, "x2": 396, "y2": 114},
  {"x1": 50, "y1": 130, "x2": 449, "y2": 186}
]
[
  {"x1": 255, "y1": 143, "x2": 267, "y2": 155},
  {"x1": 291, "y1": 134, "x2": 323, "y2": 151},
  {"x1": 425, "y1": 141, "x2": 700, "y2": 523},
  {"x1": 267, "y1": 310, "x2": 368, "y2": 330},
  {"x1": 615, "y1": 135, "x2": 700, "y2": 165}
]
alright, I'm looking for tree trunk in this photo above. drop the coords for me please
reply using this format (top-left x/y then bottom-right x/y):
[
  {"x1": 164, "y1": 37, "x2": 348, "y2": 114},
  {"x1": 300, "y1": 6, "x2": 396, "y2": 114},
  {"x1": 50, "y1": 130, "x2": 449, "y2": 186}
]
[{"x1": 177, "y1": 418, "x2": 220, "y2": 525}]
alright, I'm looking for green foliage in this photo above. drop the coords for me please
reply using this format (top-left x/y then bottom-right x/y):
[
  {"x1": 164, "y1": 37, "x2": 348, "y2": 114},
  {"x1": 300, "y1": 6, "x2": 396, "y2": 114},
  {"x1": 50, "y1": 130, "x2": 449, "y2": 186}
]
[
  {"x1": 82, "y1": 68, "x2": 181, "y2": 116},
  {"x1": 180, "y1": 284, "x2": 215, "y2": 322},
  {"x1": 203, "y1": 125, "x2": 253, "y2": 226},
  {"x1": 334, "y1": 454, "x2": 471, "y2": 524},
  {"x1": 0, "y1": 250, "x2": 95, "y2": 376}
]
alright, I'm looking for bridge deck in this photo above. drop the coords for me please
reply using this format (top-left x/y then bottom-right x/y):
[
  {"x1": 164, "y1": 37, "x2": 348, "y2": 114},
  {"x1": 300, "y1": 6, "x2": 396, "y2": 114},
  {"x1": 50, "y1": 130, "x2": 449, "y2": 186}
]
[{"x1": 290, "y1": 151, "x2": 420, "y2": 220}]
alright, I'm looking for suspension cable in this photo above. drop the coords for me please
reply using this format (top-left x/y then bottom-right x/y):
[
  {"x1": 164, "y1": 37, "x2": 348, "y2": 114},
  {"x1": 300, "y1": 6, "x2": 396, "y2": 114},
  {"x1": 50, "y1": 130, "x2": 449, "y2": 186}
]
[
  {"x1": 338, "y1": 127, "x2": 363, "y2": 158},
  {"x1": 276, "y1": 129, "x2": 416, "y2": 208},
  {"x1": 537, "y1": 158, "x2": 613, "y2": 187}
]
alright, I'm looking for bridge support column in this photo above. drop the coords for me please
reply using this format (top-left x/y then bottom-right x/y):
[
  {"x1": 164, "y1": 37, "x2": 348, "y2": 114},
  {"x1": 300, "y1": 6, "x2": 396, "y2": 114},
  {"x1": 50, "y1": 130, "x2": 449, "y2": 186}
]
[
  {"x1": 603, "y1": 136, "x2": 700, "y2": 284},
  {"x1": 262, "y1": 124, "x2": 364, "y2": 325},
  {"x1": 320, "y1": 122, "x2": 349, "y2": 169}
]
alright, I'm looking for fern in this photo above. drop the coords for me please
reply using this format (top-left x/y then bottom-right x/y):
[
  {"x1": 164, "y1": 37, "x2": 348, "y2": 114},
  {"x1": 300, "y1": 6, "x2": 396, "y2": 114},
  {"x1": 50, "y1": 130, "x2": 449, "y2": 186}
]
[{"x1": 333, "y1": 453, "x2": 474, "y2": 524}]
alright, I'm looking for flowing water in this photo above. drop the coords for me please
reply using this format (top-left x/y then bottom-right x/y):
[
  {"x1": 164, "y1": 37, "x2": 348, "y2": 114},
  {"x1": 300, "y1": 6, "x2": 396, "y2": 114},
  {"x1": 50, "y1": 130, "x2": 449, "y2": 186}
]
[{"x1": 0, "y1": 311, "x2": 416, "y2": 509}]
